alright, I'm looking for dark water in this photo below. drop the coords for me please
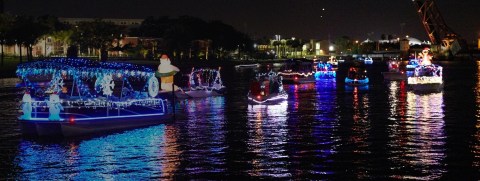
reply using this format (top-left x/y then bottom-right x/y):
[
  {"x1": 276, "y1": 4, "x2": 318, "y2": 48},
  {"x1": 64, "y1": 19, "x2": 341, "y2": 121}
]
[{"x1": 1, "y1": 61, "x2": 480, "y2": 180}]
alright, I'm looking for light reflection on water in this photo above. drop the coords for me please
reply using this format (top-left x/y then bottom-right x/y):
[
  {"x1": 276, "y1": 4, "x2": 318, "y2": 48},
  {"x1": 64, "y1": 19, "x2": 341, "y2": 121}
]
[
  {"x1": 247, "y1": 101, "x2": 289, "y2": 177},
  {"x1": 4, "y1": 61, "x2": 480, "y2": 179},
  {"x1": 474, "y1": 61, "x2": 480, "y2": 168},
  {"x1": 178, "y1": 96, "x2": 227, "y2": 175},
  {"x1": 16, "y1": 124, "x2": 180, "y2": 180},
  {"x1": 387, "y1": 81, "x2": 446, "y2": 180}
]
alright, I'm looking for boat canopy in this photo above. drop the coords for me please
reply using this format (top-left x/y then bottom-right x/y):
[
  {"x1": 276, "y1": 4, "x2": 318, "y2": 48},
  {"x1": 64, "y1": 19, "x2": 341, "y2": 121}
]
[{"x1": 16, "y1": 58, "x2": 154, "y2": 79}]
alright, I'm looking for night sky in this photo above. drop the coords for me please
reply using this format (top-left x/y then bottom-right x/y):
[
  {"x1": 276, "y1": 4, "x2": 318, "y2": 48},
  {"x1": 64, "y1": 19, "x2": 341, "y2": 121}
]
[{"x1": 5, "y1": 0, "x2": 480, "y2": 42}]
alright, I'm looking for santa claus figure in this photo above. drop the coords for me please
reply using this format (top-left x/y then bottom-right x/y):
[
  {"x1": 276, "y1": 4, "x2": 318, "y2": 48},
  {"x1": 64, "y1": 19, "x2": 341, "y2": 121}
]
[
  {"x1": 19, "y1": 91, "x2": 32, "y2": 120},
  {"x1": 418, "y1": 47, "x2": 432, "y2": 66},
  {"x1": 156, "y1": 54, "x2": 180, "y2": 91},
  {"x1": 48, "y1": 92, "x2": 64, "y2": 121}
]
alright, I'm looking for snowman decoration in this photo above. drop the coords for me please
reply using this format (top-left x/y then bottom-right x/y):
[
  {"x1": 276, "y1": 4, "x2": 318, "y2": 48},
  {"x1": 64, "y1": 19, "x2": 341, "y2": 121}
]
[
  {"x1": 156, "y1": 54, "x2": 180, "y2": 91},
  {"x1": 47, "y1": 92, "x2": 64, "y2": 121},
  {"x1": 19, "y1": 91, "x2": 32, "y2": 120}
]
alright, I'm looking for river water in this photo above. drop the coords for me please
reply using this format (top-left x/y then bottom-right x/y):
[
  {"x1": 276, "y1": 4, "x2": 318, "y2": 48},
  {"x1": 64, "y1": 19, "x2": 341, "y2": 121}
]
[{"x1": 1, "y1": 60, "x2": 480, "y2": 180}]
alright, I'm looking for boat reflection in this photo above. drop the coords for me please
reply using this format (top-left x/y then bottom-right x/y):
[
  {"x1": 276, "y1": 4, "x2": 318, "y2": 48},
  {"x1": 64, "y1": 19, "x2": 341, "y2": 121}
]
[
  {"x1": 386, "y1": 81, "x2": 408, "y2": 121},
  {"x1": 285, "y1": 83, "x2": 315, "y2": 111},
  {"x1": 310, "y1": 79, "x2": 339, "y2": 176},
  {"x1": 387, "y1": 90, "x2": 446, "y2": 180},
  {"x1": 246, "y1": 101, "x2": 290, "y2": 177},
  {"x1": 473, "y1": 61, "x2": 480, "y2": 168},
  {"x1": 180, "y1": 96, "x2": 227, "y2": 174},
  {"x1": 16, "y1": 124, "x2": 180, "y2": 180},
  {"x1": 348, "y1": 85, "x2": 371, "y2": 179}
]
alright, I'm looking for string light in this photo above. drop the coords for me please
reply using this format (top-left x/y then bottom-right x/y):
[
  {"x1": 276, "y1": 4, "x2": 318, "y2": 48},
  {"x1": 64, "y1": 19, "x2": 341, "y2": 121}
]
[
  {"x1": 17, "y1": 58, "x2": 169, "y2": 122},
  {"x1": 408, "y1": 64, "x2": 443, "y2": 85}
]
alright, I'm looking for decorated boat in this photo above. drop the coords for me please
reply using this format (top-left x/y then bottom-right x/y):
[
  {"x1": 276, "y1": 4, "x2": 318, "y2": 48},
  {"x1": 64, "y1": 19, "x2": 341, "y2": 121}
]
[
  {"x1": 382, "y1": 60, "x2": 407, "y2": 80},
  {"x1": 345, "y1": 66, "x2": 369, "y2": 86},
  {"x1": 406, "y1": 58, "x2": 419, "y2": 71},
  {"x1": 278, "y1": 58, "x2": 315, "y2": 84},
  {"x1": 408, "y1": 64, "x2": 443, "y2": 92},
  {"x1": 314, "y1": 61, "x2": 336, "y2": 79},
  {"x1": 235, "y1": 63, "x2": 260, "y2": 69},
  {"x1": 16, "y1": 58, "x2": 172, "y2": 137},
  {"x1": 175, "y1": 67, "x2": 225, "y2": 98},
  {"x1": 364, "y1": 57, "x2": 373, "y2": 65},
  {"x1": 407, "y1": 47, "x2": 443, "y2": 92},
  {"x1": 247, "y1": 71, "x2": 288, "y2": 104},
  {"x1": 327, "y1": 56, "x2": 338, "y2": 66}
]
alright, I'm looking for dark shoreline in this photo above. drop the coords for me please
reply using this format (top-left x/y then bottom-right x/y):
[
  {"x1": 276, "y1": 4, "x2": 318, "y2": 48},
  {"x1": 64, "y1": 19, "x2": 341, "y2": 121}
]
[{"x1": 2, "y1": 56, "x2": 477, "y2": 79}]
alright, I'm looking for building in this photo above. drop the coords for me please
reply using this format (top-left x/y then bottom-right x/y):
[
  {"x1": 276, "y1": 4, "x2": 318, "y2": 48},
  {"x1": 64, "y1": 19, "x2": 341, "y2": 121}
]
[{"x1": 58, "y1": 18, "x2": 143, "y2": 28}]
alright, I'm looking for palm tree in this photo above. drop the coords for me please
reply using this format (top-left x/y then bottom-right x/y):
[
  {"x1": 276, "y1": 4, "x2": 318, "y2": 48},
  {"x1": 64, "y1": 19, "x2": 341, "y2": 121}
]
[
  {"x1": 71, "y1": 19, "x2": 122, "y2": 61},
  {"x1": 38, "y1": 15, "x2": 71, "y2": 57},
  {"x1": 272, "y1": 40, "x2": 281, "y2": 58},
  {"x1": 51, "y1": 30, "x2": 73, "y2": 56}
]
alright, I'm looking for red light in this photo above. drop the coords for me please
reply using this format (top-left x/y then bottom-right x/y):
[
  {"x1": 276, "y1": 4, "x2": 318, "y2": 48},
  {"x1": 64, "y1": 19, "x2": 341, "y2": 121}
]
[
  {"x1": 295, "y1": 76, "x2": 298, "y2": 80},
  {"x1": 256, "y1": 95, "x2": 261, "y2": 100},
  {"x1": 69, "y1": 117, "x2": 75, "y2": 124}
]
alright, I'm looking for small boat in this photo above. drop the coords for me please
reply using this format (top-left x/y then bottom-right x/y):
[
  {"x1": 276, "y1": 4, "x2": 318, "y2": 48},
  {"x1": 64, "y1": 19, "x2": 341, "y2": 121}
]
[
  {"x1": 327, "y1": 56, "x2": 339, "y2": 66},
  {"x1": 407, "y1": 47, "x2": 443, "y2": 92},
  {"x1": 314, "y1": 62, "x2": 336, "y2": 79},
  {"x1": 406, "y1": 58, "x2": 419, "y2": 71},
  {"x1": 364, "y1": 57, "x2": 373, "y2": 65},
  {"x1": 345, "y1": 66, "x2": 369, "y2": 86},
  {"x1": 382, "y1": 60, "x2": 407, "y2": 80},
  {"x1": 278, "y1": 58, "x2": 316, "y2": 84},
  {"x1": 16, "y1": 58, "x2": 172, "y2": 137},
  {"x1": 235, "y1": 63, "x2": 260, "y2": 69},
  {"x1": 247, "y1": 71, "x2": 288, "y2": 104},
  {"x1": 407, "y1": 64, "x2": 443, "y2": 92},
  {"x1": 175, "y1": 67, "x2": 226, "y2": 98}
]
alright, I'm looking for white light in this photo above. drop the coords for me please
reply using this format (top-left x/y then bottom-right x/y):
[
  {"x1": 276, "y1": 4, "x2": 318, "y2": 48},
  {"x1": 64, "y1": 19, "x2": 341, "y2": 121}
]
[{"x1": 329, "y1": 45, "x2": 334, "y2": 51}]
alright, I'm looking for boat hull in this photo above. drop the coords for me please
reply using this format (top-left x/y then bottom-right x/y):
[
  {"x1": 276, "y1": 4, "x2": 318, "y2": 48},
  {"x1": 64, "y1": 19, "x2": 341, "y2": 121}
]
[
  {"x1": 175, "y1": 89, "x2": 225, "y2": 98},
  {"x1": 19, "y1": 114, "x2": 173, "y2": 137},
  {"x1": 409, "y1": 83, "x2": 443, "y2": 93},
  {"x1": 282, "y1": 77, "x2": 316, "y2": 84},
  {"x1": 382, "y1": 72, "x2": 407, "y2": 80},
  {"x1": 345, "y1": 77, "x2": 369, "y2": 86},
  {"x1": 247, "y1": 93, "x2": 288, "y2": 105}
]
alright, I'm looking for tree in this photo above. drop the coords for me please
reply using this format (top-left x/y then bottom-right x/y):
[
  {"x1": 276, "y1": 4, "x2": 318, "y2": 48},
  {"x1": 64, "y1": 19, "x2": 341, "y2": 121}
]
[
  {"x1": 37, "y1": 15, "x2": 71, "y2": 57},
  {"x1": 381, "y1": 34, "x2": 386, "y2": 40},
  {"x1": 71, "y1": 19, "x2": 122, "y2": 61},
  {"x1": 334, "y1": 36, "x2": 352, "y2": 54},
  {"x1": 287, "y1": 39, "x2": 303, "y2": 58},
  {"x1": 272, "y1": 40, "x2": 281, "y2": 58},
  {"x1": 0, "y1": 13, "x2": 13, "y2": 65},
  {"x1": 9, "y1": 15, "x2": 49, "y2": 62}
]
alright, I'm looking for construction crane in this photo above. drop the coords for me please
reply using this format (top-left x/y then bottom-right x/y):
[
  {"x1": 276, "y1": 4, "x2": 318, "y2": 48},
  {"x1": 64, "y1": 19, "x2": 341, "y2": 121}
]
[{"x1": 412, "y1": 0, "x2": 466, "y2": 56}]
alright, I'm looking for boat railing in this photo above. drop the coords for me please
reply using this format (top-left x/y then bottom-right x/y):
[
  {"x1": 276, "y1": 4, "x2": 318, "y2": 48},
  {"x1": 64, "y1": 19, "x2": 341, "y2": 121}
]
[{"x1": 24, "y1": 98, "x2": 168, "y2": 121}]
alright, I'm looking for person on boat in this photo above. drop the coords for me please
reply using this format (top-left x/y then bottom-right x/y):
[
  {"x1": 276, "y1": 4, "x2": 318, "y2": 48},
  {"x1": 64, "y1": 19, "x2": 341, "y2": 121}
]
[
  {"x1": 348, "y1": 67, "x2": 357, "y2": 79},
  {"x1": 388, "y1": 61, "x2": 399, "y2": 72},
  {"x1": 156, "y1": 54, "x2": 180, "y2": 91},
  {"x1": 250, "y1": 78, "x2": 261, "y2": 96},
  {"x1": 270, "y1": 76, "x2": 280, "y2": 94}
]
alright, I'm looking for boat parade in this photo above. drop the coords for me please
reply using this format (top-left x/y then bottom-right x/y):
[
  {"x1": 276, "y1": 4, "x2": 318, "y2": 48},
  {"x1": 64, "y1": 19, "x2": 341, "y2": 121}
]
[
  {"x1": 15, "y1": 46, "x2": 444, "y2": 137},
  {"x1": 4, "y1": 0, "x2": 480, "y2": 179}
]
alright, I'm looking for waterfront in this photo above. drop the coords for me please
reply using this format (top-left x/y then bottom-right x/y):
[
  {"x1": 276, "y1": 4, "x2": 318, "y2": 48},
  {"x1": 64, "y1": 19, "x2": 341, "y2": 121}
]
[{"x1": 1, "y1": 60, "x2": 480, "y2": 179}]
